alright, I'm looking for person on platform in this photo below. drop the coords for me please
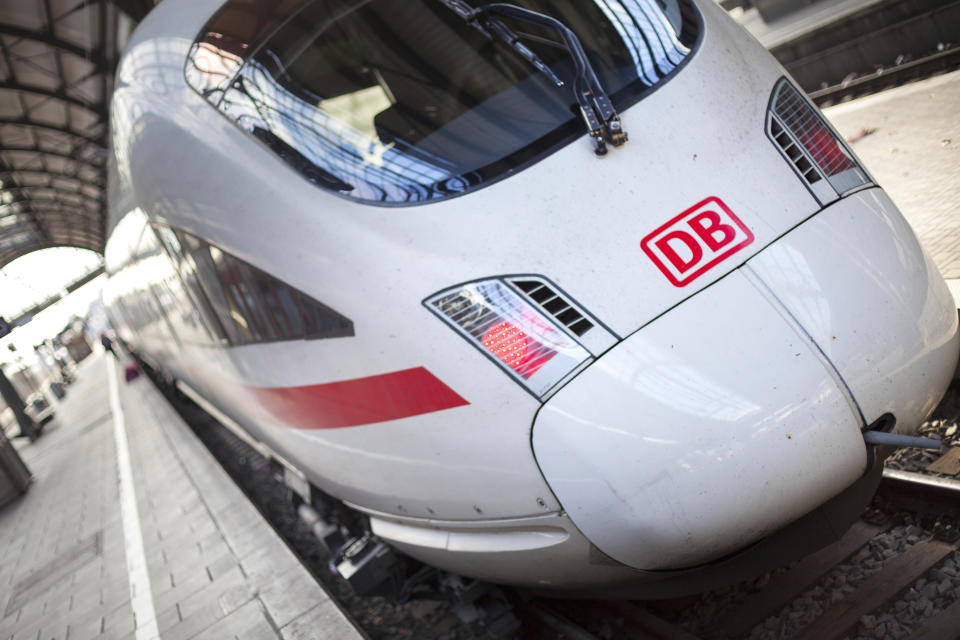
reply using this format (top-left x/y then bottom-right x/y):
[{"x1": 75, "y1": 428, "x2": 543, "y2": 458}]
[{"x1": 100, "y1": 333, "x2": 116, "y2": 358}]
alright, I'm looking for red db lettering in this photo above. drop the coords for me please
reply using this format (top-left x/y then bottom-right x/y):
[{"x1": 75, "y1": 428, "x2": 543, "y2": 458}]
[
  {"x1": 641, "y1": 197, "x2": 754, "y2": 287},
  {"x1": 688, "y1": 210, "x2": 736, "y2": 252},
  {"x1": 654, "y1": 230, "x2": 703, "y2": 274}
]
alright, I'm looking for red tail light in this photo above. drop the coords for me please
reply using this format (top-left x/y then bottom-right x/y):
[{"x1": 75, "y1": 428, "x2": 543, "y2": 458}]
[
  {"x1": 426, "y1": 279, "x2": 590, "y2": 397},
  {"x1": 798, "y1": 123, "x2": 856, "y2": 176},
  {"x1": 482, "y1": 319, "x2": 556, "y2": 378}
]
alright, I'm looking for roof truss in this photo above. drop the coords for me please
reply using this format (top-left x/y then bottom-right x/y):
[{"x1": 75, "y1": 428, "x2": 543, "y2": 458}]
[{"x1": 0, "y1": 0, "x2": 151, "y2": 269}]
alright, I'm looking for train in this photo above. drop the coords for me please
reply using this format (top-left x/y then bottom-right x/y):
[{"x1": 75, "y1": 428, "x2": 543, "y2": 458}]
[{"x1": 102, "y1": 0, "x2": 959, "y2": 598}]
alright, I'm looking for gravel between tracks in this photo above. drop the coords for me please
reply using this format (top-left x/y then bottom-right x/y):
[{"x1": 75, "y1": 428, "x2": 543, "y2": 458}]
[
  {"x1": 668, "y1": 519, "x2": 960, "y2": 640},
  {"x1": 885, "y1": 380, "x2": 960, "y2": 475},
  {"x1": 669, "y1": 381, "x2": 960, "y2": 639}
]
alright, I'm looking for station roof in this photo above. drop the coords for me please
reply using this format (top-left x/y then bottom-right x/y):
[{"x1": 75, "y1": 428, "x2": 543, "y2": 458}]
[{"x1": 0, "y1": 0, "x2": 154, "y2": 270}]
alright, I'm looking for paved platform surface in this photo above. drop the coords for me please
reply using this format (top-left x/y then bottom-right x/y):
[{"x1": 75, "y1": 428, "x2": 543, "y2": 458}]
[
  {"x1": 824, "y1": 70, "x2": 960, "y2": 282},
  {"x1": 0, "y1": 352, "x2": 364, "y2": 640}
]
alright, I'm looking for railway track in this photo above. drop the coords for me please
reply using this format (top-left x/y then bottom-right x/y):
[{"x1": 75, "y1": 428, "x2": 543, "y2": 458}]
[
  {"x1": 768, "y1": 0, "x2": 960, "y2": 92},
  {"x1": 524, "y1": 467, "x2": 960, "y2": 640},
  {"x1": 810, "y1": 47, "x2": 960, "y2": 106},
  {"x1": 743, "y1": 0, "x2": 960, "y2": 105}
]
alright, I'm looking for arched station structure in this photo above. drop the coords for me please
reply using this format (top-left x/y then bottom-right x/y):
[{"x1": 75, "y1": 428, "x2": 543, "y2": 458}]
[
  {"x1": 0, "y1": 0, "x2": 154, "y2": 270},
  {"x1": 0, "y1": 0, "x2": 155, "y2": 441}
]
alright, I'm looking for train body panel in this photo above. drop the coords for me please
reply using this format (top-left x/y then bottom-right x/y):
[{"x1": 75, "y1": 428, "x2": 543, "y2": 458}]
[
  {"x1": 106, "y1": 0, "x2": 812, "y2": 523},
  {"x1": 749, "y1": 188, "x2": 960, "y2": 432},
  {"x1": 533, "y1": 269, "x2": 870, "y2": 571},
  {"x1": 102, "y1": 0, "x2": 960, "y2": 594},
  {"x1": 113, "y1": 0, "x2": 821, "y2": 344}
]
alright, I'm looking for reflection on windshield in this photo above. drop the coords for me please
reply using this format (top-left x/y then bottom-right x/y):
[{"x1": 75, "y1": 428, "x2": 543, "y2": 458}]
[
  {"x1": 595, "y1": 0, "x2": 687, "y2": 84},
  {"x1": 186, "y1": 41, "x2": 243, "y2": 103},
  {"x1": 185, "y1": 0, "x2": 698, "y2": 204},
  {"x1": 320, "y1": 85, "x2": 394, "y2": 166},
  {"x1": 221, "y1": 57, "x2": 457, "y2": 201}
]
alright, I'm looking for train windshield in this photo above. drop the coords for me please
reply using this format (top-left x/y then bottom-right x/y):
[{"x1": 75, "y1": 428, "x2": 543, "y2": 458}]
[{"x1": 186, "y1": 0, "x2": 700, "y2": 204}]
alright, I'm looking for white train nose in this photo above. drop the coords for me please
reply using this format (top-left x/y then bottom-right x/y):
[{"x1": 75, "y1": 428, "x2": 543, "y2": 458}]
[
  {"x1": 532, "y1": 270, "x2": 870, "y2": 570},
  {"x1": 746, "y1": 188, "x2": 959, "y2": 436},
  {"x1": 532, "y1": 189, "x2": 959, "y2": 571}
]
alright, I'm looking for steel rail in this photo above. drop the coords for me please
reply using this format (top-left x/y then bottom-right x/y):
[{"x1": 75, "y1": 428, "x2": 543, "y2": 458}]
[
  {"x1": 810, "y1": 48, "x2": 960, "y2": 105},
  {"x1": 877, "y1": 467, "x2": 960, "y2": 517}
]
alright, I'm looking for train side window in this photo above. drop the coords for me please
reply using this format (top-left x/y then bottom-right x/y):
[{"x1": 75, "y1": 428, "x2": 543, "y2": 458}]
[
  {"x1": 206, "y1": 245, "x2": 356, "y2": 341},
  {"x1": 170, "y1": 229, "x2": 353, "y2": 344},
  {"x1": 143, "y1": 225, "x2": 217, "y2": 346},
  {"x1": 246, "y1": 267, "x2": 305, "y2": 338},
  {"x1": 242, "y1": 266, "x2": 354, "y2": 340},
  {"x1": 208, "y1": 247, "x2": 279, "y2": 342},
  {"x1": 298, "y1": 290, "x2": 353, "y2": 339},
  {"x1": 133, "y1": 228, "x2": 172, "y2": 337},
  {"x1": 154, "y1": 225, "x2": 230, "y2": 344},
  {"x1": 178, "y1": 233, "x2": 253, "y2": 345}
]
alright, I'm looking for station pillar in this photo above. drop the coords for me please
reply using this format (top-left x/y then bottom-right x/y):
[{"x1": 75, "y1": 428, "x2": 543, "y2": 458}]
[
  {"x1": 0, "y1": 367, "x2": 38, "y2": 441},
  {"x1": 0, "y1": 425, "x2": 31, "y2": 506},
  {"x1": 0, "y1": 368, "x2": 33, "y2": 505}
]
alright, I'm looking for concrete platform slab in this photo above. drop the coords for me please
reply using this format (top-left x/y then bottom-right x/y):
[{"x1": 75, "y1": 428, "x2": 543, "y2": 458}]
[
  {"x1": 0, "y1": 352, "x2": 365, "y2": 640},
  {"x1": 823, "y1": 70, "x2": 960, "y2": 282}
]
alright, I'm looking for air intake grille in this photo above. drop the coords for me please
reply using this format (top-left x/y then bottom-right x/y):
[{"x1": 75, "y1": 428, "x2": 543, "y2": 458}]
[
  {"x1": 767, "y1": 79, "x2": 870, "y2": 200},
  {"x1": 769, "y1": 118, "x2": 821, "y2": 185},
  {"x1": 510, "y1": 279, "x2": 594, "y2": 337}
]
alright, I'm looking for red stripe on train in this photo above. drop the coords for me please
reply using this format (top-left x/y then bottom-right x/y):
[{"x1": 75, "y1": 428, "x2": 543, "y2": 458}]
[{"x1": 250, "y1": 367, "x2": 469, "y2": 429}]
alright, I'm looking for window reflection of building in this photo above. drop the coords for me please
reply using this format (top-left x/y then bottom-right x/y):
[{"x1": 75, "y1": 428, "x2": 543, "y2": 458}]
[
  {"x1": 184, "y1": 0, "x2": 303, "y2": 101},
  {"x1": 185, "y1": 41, "x2": 243, "y2": 103},
  {"x1": 185, "y1": 0, "x2": 695, "y2": 204},
  {"x1": 593, "y1": 0, "x2": 689, "y2": 85},
  {"x1": 221, "y1": 59, "x2": 453, "y2": 202}
]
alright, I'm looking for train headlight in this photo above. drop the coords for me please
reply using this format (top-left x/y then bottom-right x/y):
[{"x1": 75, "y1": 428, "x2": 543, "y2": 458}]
[
  {"x1": 767, "y1": 78, "x2": 871, "y2": 205},
  {"x1": 425, "y1": 279, "x2": 591, "y2": 398}
]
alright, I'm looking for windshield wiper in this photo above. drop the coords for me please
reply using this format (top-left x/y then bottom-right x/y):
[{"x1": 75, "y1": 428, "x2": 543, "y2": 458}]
[{"x1": 439, "y1": 0, "x2": 628, "y2": 156}]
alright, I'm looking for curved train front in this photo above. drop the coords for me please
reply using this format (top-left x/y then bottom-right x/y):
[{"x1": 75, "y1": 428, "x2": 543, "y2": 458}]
[{"x1": 103, "y1": 0, "x2": 959, "y2": 596}]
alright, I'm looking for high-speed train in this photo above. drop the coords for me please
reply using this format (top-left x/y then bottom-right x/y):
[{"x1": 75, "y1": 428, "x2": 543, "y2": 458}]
[{"x1": 102, "y1": 0, "x2": 959, "y2": 597}]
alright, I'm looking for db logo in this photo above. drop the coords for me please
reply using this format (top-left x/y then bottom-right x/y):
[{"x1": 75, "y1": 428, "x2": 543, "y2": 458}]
[{"x1": 641, "y1": 197, "x2": 754, "y2": 287}]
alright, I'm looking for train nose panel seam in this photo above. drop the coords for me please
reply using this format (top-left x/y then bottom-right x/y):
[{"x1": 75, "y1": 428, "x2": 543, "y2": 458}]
[{"x1": 740, "y1": 263, "x2": 867, "y2": 427}]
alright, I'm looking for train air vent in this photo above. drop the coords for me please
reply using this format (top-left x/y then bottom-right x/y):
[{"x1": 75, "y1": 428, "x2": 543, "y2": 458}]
[
  {"x1": 769, "y1": 118, "x2": 821, "y2": 185},
  {"x1": 505, "y1": 277, "x2": 618, "y2": 356},
  {"x1": 766, "y1": 78, "x2": 871, "y2": 205},
  {"x1": 510, "y1": 279, "x2": 594, "y2": 337}
]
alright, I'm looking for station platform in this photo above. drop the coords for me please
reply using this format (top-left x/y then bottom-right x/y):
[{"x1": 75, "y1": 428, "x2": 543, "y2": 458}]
[
  {"x1": 823, "y1": 69, "x2": 960, "y2": 293},
  {"x1": 0, "y1": 352, "x2": 364, "y2": 640}
]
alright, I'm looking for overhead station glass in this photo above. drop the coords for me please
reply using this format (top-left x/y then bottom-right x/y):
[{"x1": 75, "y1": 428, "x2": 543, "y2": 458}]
[{"x1": 185, "y1": 0, "x2": 699, "y2": 204}]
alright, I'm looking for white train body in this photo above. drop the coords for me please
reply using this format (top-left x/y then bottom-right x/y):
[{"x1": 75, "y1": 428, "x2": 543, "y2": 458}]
[{"x1": 103, "y1": 0, "x2": 959, "y2": 596}]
